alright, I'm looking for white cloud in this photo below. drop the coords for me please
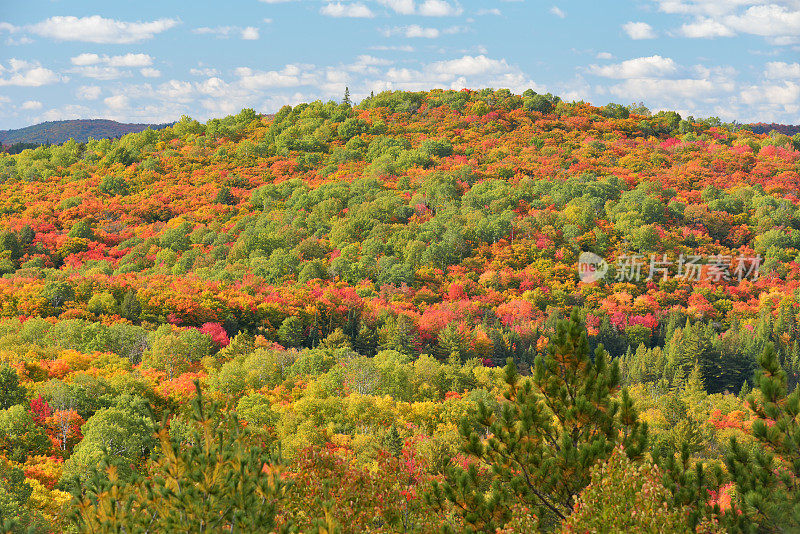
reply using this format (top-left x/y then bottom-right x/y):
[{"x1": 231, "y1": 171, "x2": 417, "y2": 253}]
[
  {"x1": 588, "y1": 55, "x2": 678, "y2": 78},
  {"x1": 140, "y1": 67, "x2": 161, "y2": 78},
  {"x1": 76, "y1": 85, "x2": 102, "y2": 100},
  {"x1": 29, "y1": 16, "x2": 178, "y2": 44},
  {"x1": 596, "y1": 52, "x2": 614, "y2": 59},
  {"x1": 549, "y1": 6, "x2": 566, "y2": 18},
  {"x1": 263, "y1": 18, "x2": 274, "y2": 24},
  {"x1": 70, "y1": 53, "x2": 154, "y2": 67},
  {"x1": 38, "y1": 104, "x2": 93, "y2": 122},
  {"x1": 235, "y1": 64, "x2": 316, "y2": 90},
  {"x1": 71, "y1": 65, "x2": 129, "y2": 80},
  {"x1": 741, "y1": 80, "x2": 800, "y2": 106},
  {"x1": 724, "y1": 4, "x2": 800, "y2": 37},
  {"x1": 190, "y1": 67, "x2": 220, "y2": 76},
  {"x1": 241, "y1": 27, "x2": 260, "y2": 40},
  {"x1": 21, "y1": 100, "x2": 42, "y2": 110},
  {"x1": 418, "y1": 0, "x2": 463, "y2": 16},
  {"x1": 104, "y1": 94, "x2": 129, "y2": 109},
  {"x1": 376, "y1": 0, "x2": 462, "y2": 16},
  {"x1": 158, "y1": 80, "x2": 194, "y2": 99},
  {"x1": 383, "y1": 24, "x2": 441, "y2": 38},
  {"x1": 0, "y1": 59, "x2": 62, "y2": 86},
  {"x1": 194, "y1": 26, "x2": 236, "y2": 37},
  {"x1": 765, "y1": 61, "x2": 800, "y2": 79},
  {"x1": 377, "y1": 0, "x2": 416, "y2": 14},
  {"x1": 656, "y1": 1, "x2": 800, "y2": 44},
  {"x1": 623, "y1": 21, "x2": 657, "y2": 39},
  {"x1": 476, "y1": 8, "x2": 501, "y2": 15},
  {"x1": 678, "y1": 18, "x2": 735, "y2": 37},
  {"x1": 320, "y1": 2, "x2": 375, "y2": 18}
]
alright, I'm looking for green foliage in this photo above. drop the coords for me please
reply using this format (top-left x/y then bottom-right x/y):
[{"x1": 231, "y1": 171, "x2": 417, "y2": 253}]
[
  {"x1": 428, "y1": 310, "x2": 647, "y2": 530},
  {"x1": 0, "y1": 364, "x2": 25, "y2": 409},
  {"x1": 563, "y1": 447, "x2": 689, "y2": 533},
  {"x1": 724, "y1": 342, "x2": 800, "y2": 531},
  {"x1": 61, "y1": 394, "x2": 155, "y2": 485},
  {"x1": 69, "y1": 384, "x2": 287, "y2": 532}
]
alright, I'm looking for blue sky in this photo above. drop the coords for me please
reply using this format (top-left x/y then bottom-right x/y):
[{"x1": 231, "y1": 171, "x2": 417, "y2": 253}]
[{"x1": 0, "y1": 0, "x2": 799, "y2": 129}]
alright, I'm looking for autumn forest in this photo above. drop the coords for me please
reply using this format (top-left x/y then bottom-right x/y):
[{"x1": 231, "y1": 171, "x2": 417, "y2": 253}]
[{"x1": 1, "y1": 88, "x2": 800, "y2": 532}]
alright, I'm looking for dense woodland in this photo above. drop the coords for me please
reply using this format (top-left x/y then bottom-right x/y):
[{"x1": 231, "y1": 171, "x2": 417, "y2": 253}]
[
  {"x1": 1, "y1": 89, "x2": 800, "y2": 532},
  {"x1": 0, "y1": 119, "x2": 172, "y2": 147}
]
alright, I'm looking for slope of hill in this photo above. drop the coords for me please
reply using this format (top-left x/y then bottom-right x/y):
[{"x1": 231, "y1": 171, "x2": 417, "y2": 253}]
[
  {"x1": 748, "y1": 122, "x2": 800, "y2": 136},
  {"x1": 0, "y1": 118, "x2": 173, "y2": 145},
  {"x1": 2, "y1": 89, "x2": 800, "y2": 532}
]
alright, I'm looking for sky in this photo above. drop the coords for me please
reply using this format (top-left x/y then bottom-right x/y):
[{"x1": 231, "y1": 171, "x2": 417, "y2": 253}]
[{"x1": 0, "y1": 0, "x2": 799, "y2": 130}]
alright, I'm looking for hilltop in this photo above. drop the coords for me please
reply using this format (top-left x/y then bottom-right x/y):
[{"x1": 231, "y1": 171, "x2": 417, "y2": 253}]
[{"x1": 0, "y1": 118, "x2": 173, "y2": 146}]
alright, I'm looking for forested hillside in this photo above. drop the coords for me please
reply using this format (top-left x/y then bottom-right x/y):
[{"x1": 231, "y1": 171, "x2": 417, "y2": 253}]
[
  {"x1": 0, "y1": 119, "x2": 172, "y2": 146},
  {"x1": 1, "y1": 89, "x2": 800, "y2": 532}
]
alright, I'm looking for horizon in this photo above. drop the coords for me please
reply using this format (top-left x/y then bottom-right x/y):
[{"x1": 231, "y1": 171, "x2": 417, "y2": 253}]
[{"x1": 1, "y1": 1, "x2": 799, "y2": 130}]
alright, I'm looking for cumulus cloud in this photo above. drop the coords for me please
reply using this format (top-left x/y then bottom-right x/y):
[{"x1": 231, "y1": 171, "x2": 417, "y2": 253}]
[
  {"x1": 588, "y1": 55, "x2": 678, "y2": 78},
  {"x1": 418, "y1": 0, "x2": 462, "y2": 16},
  {"x1": 21, "y1": 100, "x2": 43, "y2": 110},
  {"x1": 104, "y1": 94, "x2": 129, "y2": 109},
  {"x1": 377, "y1": 0, "x2": 417, "y2": 14},
  {"x1": 71, "y1": 53, "x2": 154, "y2": 67},
  {"x1": 28, "y1": 16, "x2": 178, "y2": 44},
  {"x1": 654, "y1": 1, "x2": 800, "y2": 44},
  {"x1": 623, "y1": 21, "x2": 657, "y2": 39},
  {"x1": 193, "y1": 26, "x2": 262, "y2": 39},
  {"x1": 0, "y1": 59, "x2": 62, "y2": 86},
  {"x1": 76, "y1": 85, "x2": 102, "y2": 100},
  {"x1": 549, "y1": 6, "x2": 566, "y2": 18},
  {"x1": 140, "y1": 68, "x2": 162, "y2": 78},
  {"x1": 677, "y1": 18, "x2": 735, "y2": 37},
  {"x1": 740, "y1": 80, "x2": 800, "y2": 116},
  {"x1": 376, "y1": 0, "x2": 461, "y2": 16},
  {"x1": 320, "y1": 2, "x2": 375, "y2": 18},
  {"x1": 765, "y1": 61, "x2": 800, "y2": 79},
  {"x1": 383, "y1": 25, "x2": 441, "y2": 38},
  {"x1": 241, "y1": 27, "x2": 260, "y2": 40}
]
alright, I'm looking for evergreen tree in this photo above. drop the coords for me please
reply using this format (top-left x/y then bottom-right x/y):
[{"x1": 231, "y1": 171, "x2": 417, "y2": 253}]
[
  {"x1": 427, "y1": 310, "x2": 647, "y2": 530},
  {"x1": 724, "y1": 342, "x2": 800, "y2": 531},
  {"x1": 343, "y1": 86, "x2": 352, "y2": 106},
  {"x1": 69, "y1": 383, "x2": 288, "y2": 532}
]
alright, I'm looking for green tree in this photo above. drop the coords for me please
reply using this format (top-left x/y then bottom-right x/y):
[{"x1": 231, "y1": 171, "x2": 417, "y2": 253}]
[
  {"x1": 69, "y1": 384, "x2": 287, "y2": 533},
  {"x1": 563, "y1": 447, "x2": 689, "y2": 533},
  {"x1": 427, "y1": 310, "x2": 647, "y2": 531},
  {"x1": 0, "y1": 364, "x2": 25, "y2": 409},
  {"x1": 278, "y1": 316, "x2": 304, "y2": 348},
  {"x1": 61, "y1": 394, "x2": 155, "y2": 485},
  {"x1": 724, "y1": 342, "x2": 800, "y2": 531}
]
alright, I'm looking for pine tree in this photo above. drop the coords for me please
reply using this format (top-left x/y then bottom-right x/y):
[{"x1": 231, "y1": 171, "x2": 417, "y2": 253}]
[
  {"x1": 69, "y1": 382, "x2": 288, "y2": 532},
  {"x1": 426, "y1": 310, "x2": 647, "y2": 531},
  {"x1": 343, "y1": 86, "x2": 352, "y2": 106},
  {"x1": 724, "y1": 342, "x2": 800, "y2": 531}
]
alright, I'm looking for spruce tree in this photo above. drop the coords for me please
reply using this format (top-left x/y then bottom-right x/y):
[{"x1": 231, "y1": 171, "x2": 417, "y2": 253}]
[{"x1": 427, "y1": 310, "x2": 647, "y2": 531}]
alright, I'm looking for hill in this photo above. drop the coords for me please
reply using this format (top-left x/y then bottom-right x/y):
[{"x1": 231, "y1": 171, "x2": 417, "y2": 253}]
[
  {"x1": 2, "y1": 89, "x2": 800, "y2": 532},
  {"x1": 748, "y1": 122, "x2": 800, "y2": 136},
  {"x1": 0, "y1": 118, "x2": 173, "y2": 145}
]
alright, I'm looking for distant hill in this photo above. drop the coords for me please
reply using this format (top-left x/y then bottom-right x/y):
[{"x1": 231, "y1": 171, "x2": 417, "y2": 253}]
[
  {"x1": 0, "y1": 119, "x2": 174, "y2": 146},
  {"x1": 748, "y1": 123, "x2": 800, "y2": 136}
]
